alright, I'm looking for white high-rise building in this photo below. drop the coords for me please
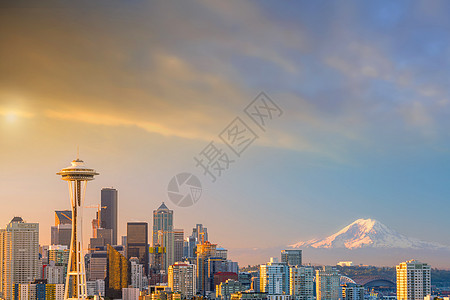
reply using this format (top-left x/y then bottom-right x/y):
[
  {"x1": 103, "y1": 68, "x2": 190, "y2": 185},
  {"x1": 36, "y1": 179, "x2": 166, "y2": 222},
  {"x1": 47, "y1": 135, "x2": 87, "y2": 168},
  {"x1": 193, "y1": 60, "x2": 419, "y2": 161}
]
[
  {"x1": 396, "y1": 260, "x2": 431, "y2": 300},
  {"x1": 45, "y1": 261, "x2": 66, "y2": 284},
  {"x1": 168, "y1": 262, "x2": 197, "y2": 297},
  {"x1": 290, "y1": 266, "x2": 314, "y2": 300},
  {"x1": 260, "y1": 258, "x2": 290, "y2": 295},
  {"x1": 315, "y1": 266, "x2": 340, "y2": 300},
  {"x1": 0, "y1": 217, "x2": 39, "y2": 300},
  {"x1": 130, "y1": 257, "x2": 144, "y2": 291}
]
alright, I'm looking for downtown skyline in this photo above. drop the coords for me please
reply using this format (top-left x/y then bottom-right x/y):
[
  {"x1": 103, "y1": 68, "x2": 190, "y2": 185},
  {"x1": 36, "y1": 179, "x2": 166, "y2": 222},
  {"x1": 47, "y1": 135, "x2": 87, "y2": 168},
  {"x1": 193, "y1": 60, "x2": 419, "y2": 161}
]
[{"x1": 1, "y1": 1, "x2": 450, "y2": 267}]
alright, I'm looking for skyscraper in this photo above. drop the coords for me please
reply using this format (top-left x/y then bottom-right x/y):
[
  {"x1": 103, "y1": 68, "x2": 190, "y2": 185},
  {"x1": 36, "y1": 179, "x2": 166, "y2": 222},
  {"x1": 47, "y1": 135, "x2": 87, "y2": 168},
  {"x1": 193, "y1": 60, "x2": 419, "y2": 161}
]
[
  {"x1": 174, "y1": 229, "x2": 184, "y2": 263},
  {"x1": 100, "y1": 188, "x2": 118, "y2": 245},
  {"x1": 396, "y1": 260, "x2": 431, "y2": 300},
  {"x1": 196, "y1": 241, "x2": 217, "y2": 296},
  {"x1": 192, "y1": 224, "x2": 208, "y2": 243},
  {"x1": 152, "y1": 203, "x2": 174, "y2": 272},
  {"x1": 130, "y1": 257, "x2": 144, "y2": 291},
  {"x1": 51, "y1": 210, "x2": 72, "y2": 247},
  {"x1": 290, "y1": 266, "x2": 314, "y2": 300},
  {"x1": 185, "y1": 224, "x2": 208, "y2": 260},
  {"x1": 0, "y1": 217, "x2": 39, "y2": 300},
  {"x1": 259, "y1": 258, "x2": 289, "y2": 295},
  {"x1": 281, "y1": 250, "x2": 302, "y2": 266},
  {"x1": 105, "y1": 245, "x2": 128, "y2": 299},
  {"x1": 315, "y1": 266, "x2": 340, "y2": 300},
  {"x1": 127, "y1": 222, "x2": 149, "y2": 276},
  {"x1": 50, "y1": 225, "x2": 71, "y2": 247}
]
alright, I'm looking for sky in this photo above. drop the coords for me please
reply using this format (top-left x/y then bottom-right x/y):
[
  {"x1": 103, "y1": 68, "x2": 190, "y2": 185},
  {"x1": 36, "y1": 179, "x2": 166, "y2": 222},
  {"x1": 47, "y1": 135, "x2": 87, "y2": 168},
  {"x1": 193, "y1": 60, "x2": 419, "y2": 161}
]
[{"x1": 1, "y1": 0, "x2": 450, "y2": 267}]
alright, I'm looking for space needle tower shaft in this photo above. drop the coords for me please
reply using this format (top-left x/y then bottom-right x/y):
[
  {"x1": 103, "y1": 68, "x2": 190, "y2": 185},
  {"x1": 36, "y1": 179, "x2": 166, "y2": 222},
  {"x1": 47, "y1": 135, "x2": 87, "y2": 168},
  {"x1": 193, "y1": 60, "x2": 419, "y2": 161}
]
[{"x1": 57, "y1": 156, "x2": 98, "y2": 300}]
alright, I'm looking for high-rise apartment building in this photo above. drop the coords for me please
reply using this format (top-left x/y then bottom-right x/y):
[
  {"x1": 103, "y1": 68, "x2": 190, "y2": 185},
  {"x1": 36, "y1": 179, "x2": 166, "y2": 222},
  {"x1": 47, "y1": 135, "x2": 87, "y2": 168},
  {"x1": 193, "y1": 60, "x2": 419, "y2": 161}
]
[
  {"x1": 259, "y1": 258, "x2": 289, "y2": 295},
  {"x1": 130, "y1": 257, "x2": 144, "y2": 291},
  {"x1": 342, "y1": 283, "x2": 364, "y2": 300},
  {"x1": 290, "y1": 266, "x2": 314, "y2": 300},
  {"x1": 238, "y1": 272, "x2": 252, "y2": 291},
  {"x1": 86, "y1": 279, "x2": 105, "y2": 298},
  {"x1": 281, "y1": 250, "x2": 302, "y2": 266},
  {"x1": 0, "y1": 217, "x2": 39, "y2": 300},
  {"x1": 396, "y1": 260, "x2": 431, "y2": 300},
  {"x1": 217, "y1": 279, "x2": 244, "y2": 300},
  {"x1": 44, "y1": 261, "x2": 66, "y2": 284},
  {"x1": 45, "y1": 245, "x2": 69, "y2": 285},
  {"x1": 168, "y1": 262, "x2": 197, "y2": 297},
  {"x1": 315, "y1": 266, "x2": 340, "y2": 300},
  {"x1": 100, "y1": 188, "x2": 118, "y2": 245},
  {"x1": 48, "y1": 245, "x2": 69, "y2": 266},
  {"x1": 127, "y1": 222, "x2": 149, "y2": 276}
]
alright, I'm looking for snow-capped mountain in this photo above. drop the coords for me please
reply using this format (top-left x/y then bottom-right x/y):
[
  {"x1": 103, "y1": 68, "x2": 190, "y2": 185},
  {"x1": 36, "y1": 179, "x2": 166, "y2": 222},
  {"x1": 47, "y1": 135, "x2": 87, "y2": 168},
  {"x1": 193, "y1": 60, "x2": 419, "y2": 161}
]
[{"x1": 291, "y1": 218, "x2": 449, "y2": 250}]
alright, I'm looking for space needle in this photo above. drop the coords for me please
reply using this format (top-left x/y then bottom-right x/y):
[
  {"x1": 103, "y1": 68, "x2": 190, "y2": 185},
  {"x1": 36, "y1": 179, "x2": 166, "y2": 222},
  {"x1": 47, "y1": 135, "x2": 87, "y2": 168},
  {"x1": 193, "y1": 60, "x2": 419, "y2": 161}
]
[{"x1": 57, "y1": 154, "x2": 98, "y2": 300}]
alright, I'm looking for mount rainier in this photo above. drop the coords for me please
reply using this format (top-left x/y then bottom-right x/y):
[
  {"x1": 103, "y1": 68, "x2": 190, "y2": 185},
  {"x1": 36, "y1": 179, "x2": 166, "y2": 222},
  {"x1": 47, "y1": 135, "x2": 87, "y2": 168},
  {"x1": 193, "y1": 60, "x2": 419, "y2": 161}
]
[{"x1": 291, "y1": 218, "x2": 449, "y2": 250}]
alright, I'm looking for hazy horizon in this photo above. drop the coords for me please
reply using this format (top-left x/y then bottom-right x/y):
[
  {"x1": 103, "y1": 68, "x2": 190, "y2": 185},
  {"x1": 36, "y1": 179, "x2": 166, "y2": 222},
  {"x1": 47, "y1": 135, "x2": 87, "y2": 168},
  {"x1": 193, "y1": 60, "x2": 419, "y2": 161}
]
[{"x1": 1, "y1": 1, "x2": 450, "y2": 268}]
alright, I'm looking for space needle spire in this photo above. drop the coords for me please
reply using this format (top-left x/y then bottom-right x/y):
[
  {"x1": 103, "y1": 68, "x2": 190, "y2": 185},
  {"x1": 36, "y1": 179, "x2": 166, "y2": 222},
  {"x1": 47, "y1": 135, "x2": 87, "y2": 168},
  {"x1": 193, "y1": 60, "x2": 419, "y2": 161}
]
[{"x1": 57, "y1": 154, "x2": 98, "y2": 300}]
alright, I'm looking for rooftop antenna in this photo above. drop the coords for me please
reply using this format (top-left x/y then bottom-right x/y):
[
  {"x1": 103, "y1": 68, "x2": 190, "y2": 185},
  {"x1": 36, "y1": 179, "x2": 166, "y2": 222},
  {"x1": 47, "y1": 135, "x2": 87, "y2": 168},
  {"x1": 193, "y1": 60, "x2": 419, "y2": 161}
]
[{"x1": 77, "y1": 145, "x2": 80, "y2": 160}]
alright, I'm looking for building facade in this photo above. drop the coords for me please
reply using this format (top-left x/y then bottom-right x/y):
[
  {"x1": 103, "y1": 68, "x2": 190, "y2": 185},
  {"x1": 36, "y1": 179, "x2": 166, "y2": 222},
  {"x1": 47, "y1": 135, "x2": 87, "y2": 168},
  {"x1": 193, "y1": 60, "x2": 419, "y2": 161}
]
[
  {"x1": 315, "y1": 266, "x2": 340, "y2": 300},
  {"x1": 130, "y1": 257, "x2": 145, "y2": 291},
  {"x1": 153, "y1": 203, "x2": 174, "y2": 273},
  {"x1": 259, "y1": 258, "x2": 289, "y2": 295},
  {"x1": 168, "y1": 262, "x2": 196, "y2": 298},
  {"x1": 100, "y1": 188, "x2": 118, "y2": 245},
  {"x1": 396, "y1": 260, "x2": 431, "y2": 300},
  {"x1": 173, "y1": 229, "x2": 184, "y2": 263},
  {"x1": 0, "y1": 217, "x2": 39, "y2": 300},
  {"x1": 290, "y1": 266, "x2": 314, "y2": 300},
  {"x1": 127, "y1": 222, "x2": 149, "y2": 276},
  {"x1": 281, "y1": 250, "x2": 302, "y2": 267},
  {"x1": 217, "y1": 279, "x2": 244, "y2": 300},
  {"x1": 342, "y1": 284, "x2": 364, "y2": 300},
  {"x1": 196, "y1": 241, "x2": 217, "y2": 296},
  {"x1": 105, "y1": 244, "x2": 129, "y2": 299}
]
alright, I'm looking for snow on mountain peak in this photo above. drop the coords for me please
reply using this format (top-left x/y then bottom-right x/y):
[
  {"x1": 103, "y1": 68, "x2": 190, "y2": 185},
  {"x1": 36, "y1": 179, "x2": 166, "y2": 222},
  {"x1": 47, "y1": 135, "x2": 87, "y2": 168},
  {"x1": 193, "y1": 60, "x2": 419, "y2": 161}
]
[{"x1": 291, "y1": 218, "x2": 449, "y2": 250}]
